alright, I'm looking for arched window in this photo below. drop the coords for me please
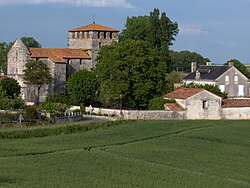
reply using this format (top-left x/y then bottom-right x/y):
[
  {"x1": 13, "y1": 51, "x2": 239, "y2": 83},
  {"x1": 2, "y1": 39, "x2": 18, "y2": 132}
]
[{"x1": 225, "y1": 75, "x2": 229, "y2": 84}]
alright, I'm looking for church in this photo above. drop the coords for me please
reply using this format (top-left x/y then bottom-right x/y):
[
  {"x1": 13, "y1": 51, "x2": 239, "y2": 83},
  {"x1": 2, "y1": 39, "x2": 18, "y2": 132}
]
[{"x1": 7, "y1": 23, "x2": 119, "y2": 103}]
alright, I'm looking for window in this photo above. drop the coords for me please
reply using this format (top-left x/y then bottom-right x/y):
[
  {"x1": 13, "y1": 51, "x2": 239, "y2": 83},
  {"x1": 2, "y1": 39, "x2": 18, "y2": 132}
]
[
  {"x1": 234, "y1": 76, "x2": 238, "y2": 83},
  {"x1": 238, "y1": 85, "x2": 244, "y2": 96},
  {"x1": 225, "y1": 75, "x2": 229, "y2": 84},
  {"x1": 219, "y1": 85, "x2": 225, "y2": 92},
  {"x1": 202, "y1": 100, "x2": 208, "y2": 109},
  {"x1": 99, "y1": 42, "x2": 102, "y2": 48}
]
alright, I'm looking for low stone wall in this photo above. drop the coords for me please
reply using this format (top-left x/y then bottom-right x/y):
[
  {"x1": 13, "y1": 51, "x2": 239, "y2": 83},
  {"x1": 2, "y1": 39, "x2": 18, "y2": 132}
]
[
  {"x1": 85, "y1": 107, "x2": 186, "y2": 120},
  {"x1": 52, "y1": 115, "x2": 84, "y2": 124},
  {"x1": 222, "y1": 108, "x2": 250, "y2": 120}
]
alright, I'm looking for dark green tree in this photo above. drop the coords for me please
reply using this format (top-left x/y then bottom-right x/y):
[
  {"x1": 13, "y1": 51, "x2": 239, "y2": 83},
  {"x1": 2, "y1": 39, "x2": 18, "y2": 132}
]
[
  {"x1": 66, "y1": 69, "x2": 98, "y2": 105},
  {"x1": 170, "y1": 50, "x2": 210, "y2": 72},
  {"x1": 120, "y1": 8, "x2": 178, "y2": 73},
  {"x1": 23, "y1": 60, "x2": 52, "y2": 104},
  {"x1": 96, "y1": 40, "x2": 169, "y2": 109},
  {"x1": 0, "y1": 42, "x2": 13, "y2": 73},
  {"x1": 224, "y1": 59, "x2": 250, "y2": 78},
  {"x1": 0, "y1": 77, "x2": 21, "y2": 99},
  {"x1": 21, "y1": 37, "x2": 41, "y2": 48}
]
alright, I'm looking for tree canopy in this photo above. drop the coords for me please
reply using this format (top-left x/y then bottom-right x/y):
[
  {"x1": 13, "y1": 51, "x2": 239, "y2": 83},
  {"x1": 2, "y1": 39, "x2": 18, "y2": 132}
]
[
  {"x1": 170, "y1": 50, "x2": 210, "y2": 72},
  {"x1": 120, "y1": 8, "x2": 178, "y2": 73},
  {"x1": 21, "y1": 37, "x2": 41, "y2": 48},
  {"x1": 96, "y1": 40, "x2": 170, "y2": 109},
  {"x1": 66, "y1": 69, "x2": 98, "y2": 105},
  {"x1": 23, "y1": 60, "x2": 52, "y2": 104},
  {"x1": 224, "y1": 59, "x2": 250, "y2": 78},
  {"x1": 0, "y1": 77, "x2": 21, "y2": 99}
]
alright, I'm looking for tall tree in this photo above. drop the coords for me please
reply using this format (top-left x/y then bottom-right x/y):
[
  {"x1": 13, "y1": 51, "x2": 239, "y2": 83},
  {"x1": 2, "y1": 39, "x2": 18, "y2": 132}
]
[
  {"x1": 120, "y1": 8, "x2": 178, "y2": 72},
  {"x1": 96, "y1": 40, "x2": 169, "y2": 109},
  {"x1": 23, "y1": 60, "x2": 52, "y2": 104},
  {"x1": 224, "y1": 59, "x2": 250, "y2": 78},
  {"x1": 66, "y1": 69, "x2": 98, "y2": 105}
]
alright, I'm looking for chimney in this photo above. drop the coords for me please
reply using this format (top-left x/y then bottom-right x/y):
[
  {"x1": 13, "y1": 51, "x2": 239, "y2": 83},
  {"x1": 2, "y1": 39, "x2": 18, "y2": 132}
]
[
  {"x1": 206, "y1": 62, "x2": 212, "y2": 66},
  {"x1": 195, "y1": 70, "x2": 201, "y2": 80},
  {"x1": 191, "y1": 62, "x2": 197, "y2": 72},
  {"x1": 229, "y1": 62, "x2": 234, "y2": 66}
]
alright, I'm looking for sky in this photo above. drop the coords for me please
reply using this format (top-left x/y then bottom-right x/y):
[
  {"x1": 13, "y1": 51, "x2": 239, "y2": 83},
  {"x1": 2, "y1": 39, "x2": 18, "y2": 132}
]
[{"x1": 0, "y1": 0, "x2": 250, "y2": 64}]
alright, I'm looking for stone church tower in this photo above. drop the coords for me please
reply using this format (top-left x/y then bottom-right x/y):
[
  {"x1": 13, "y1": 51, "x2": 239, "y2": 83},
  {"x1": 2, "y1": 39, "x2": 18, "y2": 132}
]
[{"x1": 68, "y1": 22, "x2": 119, "y2": 67}]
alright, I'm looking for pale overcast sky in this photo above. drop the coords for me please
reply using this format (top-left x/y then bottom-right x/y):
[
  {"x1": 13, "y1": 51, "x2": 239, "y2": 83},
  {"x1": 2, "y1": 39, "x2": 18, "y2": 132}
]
[{"x1": 0, "y1": 0, "x2": 249, "y2": 64}]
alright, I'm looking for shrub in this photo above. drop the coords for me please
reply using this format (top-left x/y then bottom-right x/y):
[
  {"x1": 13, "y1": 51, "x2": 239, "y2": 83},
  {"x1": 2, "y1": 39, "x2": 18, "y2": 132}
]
[
  {"x1": 24, "y1": 106, "x2": 38, "y2": 120},
  {"x1": 148, "y1": 97, "x2": 176, "y2": 110},
  {"x1": 45, "y1": 93, "x2": 69, "y2": 104}
]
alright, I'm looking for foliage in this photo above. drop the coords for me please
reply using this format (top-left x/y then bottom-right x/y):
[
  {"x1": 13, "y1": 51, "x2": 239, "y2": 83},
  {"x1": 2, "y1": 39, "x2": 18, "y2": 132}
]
[
  {"x1": 0, "y1": 77, "x2": 21, "y2": 99},
  {"x1": 66, "y1": 69, "x2": 98, "y2": 106},
  {"x1": 96, "y1": 40, "x2": 169, "y2": 109},
  {"x1": 120, "y1": 8, "x2": 178, "y2": 49},
  {"x1": 225, "y1": 59, "x2": 250, "y2": 78},
  {"x1": 120, "y1": 8, "x2": 179, "y2": 72},
  {"x1": 21, "y1": 37, "x2": 41, "y2": 48},
  {"x1": 43, "y1": 102, "x2": 68, "y2": 114},
  {"x1": 0, "y1": 121, "x2": 249, "y2": 188},
  {"x1": 0, "y1": 42, "x2": 12, "y2": 73},
  {"x1": 45, "y1": 93, "x2": 69, "y2": 104},
  {"x1": 0, "y1": 113, "x2": 19, "y2": 122},
  {"x1": 0, "y1": 86, "x2": 25, "y2": 110},
  {"x1": 183, "y1": 82, "x2": 228, "y2": 99},
  {"x1": 23, "y1": 60, "x2": 52, "y2": 104},
  {"x1": 24, "y1": 106, "x2": 38, "y2": 120},
  {"x1": 148, "y1": 97, "x2": 176, "y2": 110},
  {"x1": 170, "y1": 50, "x2": 211, "y2": 72}
]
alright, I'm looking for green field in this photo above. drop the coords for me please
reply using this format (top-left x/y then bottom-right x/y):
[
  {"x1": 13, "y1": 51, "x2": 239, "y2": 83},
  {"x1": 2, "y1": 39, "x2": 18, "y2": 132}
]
[{"x1": 0, "y1": 120, "x2": 250, "y2": 187}]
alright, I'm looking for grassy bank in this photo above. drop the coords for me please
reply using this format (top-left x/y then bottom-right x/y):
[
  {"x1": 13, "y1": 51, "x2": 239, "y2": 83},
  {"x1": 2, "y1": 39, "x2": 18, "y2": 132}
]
[{"x1": 0, "y1": 120, "x2": 249, "y2": 187}]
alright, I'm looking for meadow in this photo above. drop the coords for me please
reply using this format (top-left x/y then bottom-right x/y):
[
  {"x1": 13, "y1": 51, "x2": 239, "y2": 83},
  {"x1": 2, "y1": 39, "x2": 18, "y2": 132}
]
[{"x1": 0, "y1": 120, "x2": 250, "y2": 187}]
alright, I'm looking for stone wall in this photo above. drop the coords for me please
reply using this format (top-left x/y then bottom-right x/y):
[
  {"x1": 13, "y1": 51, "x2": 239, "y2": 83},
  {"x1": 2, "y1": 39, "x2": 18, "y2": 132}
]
[
  {"x1": 221, "y1": 108, "x2": 250, "y2": 119},
  {"x1": 85, "y1": 107, "x2": 187, "y2": 120}
]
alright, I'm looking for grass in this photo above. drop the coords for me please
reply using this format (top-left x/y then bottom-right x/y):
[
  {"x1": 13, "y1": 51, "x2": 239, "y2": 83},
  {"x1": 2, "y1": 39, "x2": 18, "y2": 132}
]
[{"x1": 0, "y1": 120, "x2": 250, "y2": 187}]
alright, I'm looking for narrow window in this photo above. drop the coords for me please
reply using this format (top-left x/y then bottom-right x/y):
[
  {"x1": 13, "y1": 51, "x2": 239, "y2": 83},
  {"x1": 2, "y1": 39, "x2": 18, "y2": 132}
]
[
  {"x1": 203, "y1": 100, "x2": 208, "y2": 109},
  {"x1": 99, "y1": 42, "x2": 102, "y2": 48},
  {"x1": 234, "y1": 76, "x2": 238, "y2": 83},
  {"x1": 225, "y1": 75, "x2": 229, "y2": 84}
]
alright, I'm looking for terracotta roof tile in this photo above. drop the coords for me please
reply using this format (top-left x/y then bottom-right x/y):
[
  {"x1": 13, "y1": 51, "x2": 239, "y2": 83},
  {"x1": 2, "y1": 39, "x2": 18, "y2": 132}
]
[
  {"x1": 69, "y1": 23, "x2": 119, "y2": 32},
  {"x1": 222, "y1": 99, "x2": 250, "y2": 108},
  {"x1": 164, "y1": 87, "x2": 205, "y2": 99},
  {"x1": 29, "y1": 48, "x2": 91, "y2": 63},
  {"x1": 164, "y1": 103, "x2": 185, "y2": 111},
  {"x1": 244, "y1": 94, "x2": 250, "y2": 98}
]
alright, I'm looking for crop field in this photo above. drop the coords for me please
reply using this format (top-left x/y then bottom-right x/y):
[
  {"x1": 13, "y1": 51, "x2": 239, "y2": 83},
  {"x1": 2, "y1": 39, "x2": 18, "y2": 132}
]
[{"x1": 0, "y1": 120, "x2": 250, "y2": 187}]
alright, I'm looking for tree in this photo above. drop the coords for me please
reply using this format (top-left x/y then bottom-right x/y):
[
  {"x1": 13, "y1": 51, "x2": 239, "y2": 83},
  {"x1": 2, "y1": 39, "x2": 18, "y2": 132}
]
[
  {"x1": 96, "y1": 40, "x2": 169, "y2": 109},
  {"x1": 21, "y1": 37, "x2": 41, "y2": 48},
  {"x1": 23, "y1": 60, "x2": 52, "y2": 104},
  {"x1": 224, "y1": 59, "x2": 250, "y2": 78},
  {"x1": 0, "y1": 77, "x2": 21, "y2": 99},
  {"x1": 66, "y1": 69, "x2": 98, "y2": 105},
  {"x1": 170, "y1": 50, "x2": 210, "y2": 72},
  {"x1": 120, "y1": 8, "x2": 179, "y2": 73}
]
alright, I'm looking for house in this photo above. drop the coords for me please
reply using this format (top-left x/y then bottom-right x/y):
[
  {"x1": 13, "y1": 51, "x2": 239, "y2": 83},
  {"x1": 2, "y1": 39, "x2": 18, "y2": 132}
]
[
  {"x1": 183, "y1": 63, "x2": 250, "y2": 97},
  {"x1": 7, "y1": 23, "x2": 119, "y2": 103},
  {"x1": 164, "y1": 87, "x2": 222, "y2": 119}
]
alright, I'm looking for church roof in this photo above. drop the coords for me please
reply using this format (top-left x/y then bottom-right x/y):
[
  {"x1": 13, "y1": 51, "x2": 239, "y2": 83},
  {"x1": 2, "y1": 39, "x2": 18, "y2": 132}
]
[
  {"x1": 29, "y1": 48, "x2": 91, "y2": 63},
  {"x1": 69, "y1": 23, "x2": 119, "y2": 32},
  {"x1": 164, "y1": 87, "x2": 205, "y2": 99},
  {"x1": 183, "y1": 65, "x2": 232, "y2": 80}
]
